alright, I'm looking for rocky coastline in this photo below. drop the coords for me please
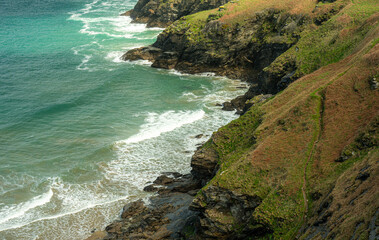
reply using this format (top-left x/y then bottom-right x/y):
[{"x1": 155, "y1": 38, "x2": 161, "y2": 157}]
[
  {"x1": 122, "y1": 0, "x2": 231, "y2": 28},
  {"x1": 88, "y1": 0, "x2": 379, "y2": 239}
]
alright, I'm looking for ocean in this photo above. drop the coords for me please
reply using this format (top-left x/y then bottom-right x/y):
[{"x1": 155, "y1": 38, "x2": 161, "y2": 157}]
[{"x1": 0, "y1": 0, "x2": 245, "y2": 239}]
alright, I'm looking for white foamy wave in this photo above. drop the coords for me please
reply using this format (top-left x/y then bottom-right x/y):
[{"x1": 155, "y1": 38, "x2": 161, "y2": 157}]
[
  {"x1": 166, "y1": 69, "x2": 217, "y2": 77},
  {"x1": 76, "y1": 54, "x2": 92, "y2": 71},
  {"x1": 0, "y1": 175, "x2": 139, "y2": 233},
  {"x1": 105, "y1": 51, "x2": 124, "y2": 63},
  {"x1": 0, "y1": 189, "x2": 53, "y2": 228},
  {"x1": 125, "y1": 59, "x2": 152, "y2": 66},
  {"x1": 117, "y1": 110, "x2": 205, "y2": 145},
  {"x1": 69, "y1": 2, "x2": 159, "y2": 39}
]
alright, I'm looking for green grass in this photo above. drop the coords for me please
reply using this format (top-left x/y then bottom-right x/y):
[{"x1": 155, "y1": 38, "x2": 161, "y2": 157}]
[
  {"x1": 162, "y1": 0, "x2": 379, "y2": 238},
  {"x1": 265, "y1": 0, "x2": 379, "y2": 78}
]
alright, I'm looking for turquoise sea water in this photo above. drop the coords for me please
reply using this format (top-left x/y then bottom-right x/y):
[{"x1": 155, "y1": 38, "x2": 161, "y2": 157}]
[{"x1": 0, "y1": 0, "x2": 245, "y2": 239}]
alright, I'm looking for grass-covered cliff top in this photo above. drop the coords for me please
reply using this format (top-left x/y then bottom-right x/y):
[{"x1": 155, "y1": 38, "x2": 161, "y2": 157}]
[
  {"x1": 163, "y1": 0, "x2": 379, "y2": 78},
  {"x1": 197, "y1": 26, "x2": 378, "y2": 238},
  {"x1": 186, "y1": 0, "x2": 378, "y2": 237}
]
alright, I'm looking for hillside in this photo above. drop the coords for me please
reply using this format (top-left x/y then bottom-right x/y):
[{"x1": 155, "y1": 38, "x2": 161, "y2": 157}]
[
  {"x1": 123, "y1": 0, "x2": 230, "y2": 27},
  {"x1": 91, "y1": 0, "x2": 379, "y2": 239},
  {"x1": 189, "y1": 25, "x2": 378, "y2": 239}
]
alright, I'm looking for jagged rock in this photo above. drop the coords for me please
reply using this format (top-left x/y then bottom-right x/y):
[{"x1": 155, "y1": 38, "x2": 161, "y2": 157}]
[
  {"x1": 121, "y1": 46, "x2": 162, "y2": 62},
  {"x1": 157, "y1": 174, "x2": 202, "y2": 195},
  {"x1": 151, "y1": 51, "x2": 179, "y2": 69},
  {"x1": 221, "y1": 101, "x2": 234, "y2": 111},
  {"x1": 154, "y1": 175, "x2": 174, "y2": 185},
  {"x1": 143, "y1": 173, "x2": 202, "y2": 196},
  {"x1": 121, "y1": 200, "x2": 147, "y2": 219},
  {"x1": 277, "y1": 70, "x2": 296, "y2": 91},
  {"x1": 100, "y1": 191, "x2": 198, "y2": 240},
  {"x1": 189, "y1": 185, "x2": 268, "y2": 239},
  {"x1": 190, "y1": 146, "x2": 219, "y2": 184}
]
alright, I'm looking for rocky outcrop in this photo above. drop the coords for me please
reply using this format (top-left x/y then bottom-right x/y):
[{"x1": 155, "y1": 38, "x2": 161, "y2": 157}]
[
  {"x1": 190, "y1": 146, "x2": 219, "y2": 184},
  {"x1": 189, "y1": 186, "x2": 268, "y2": 239},
  {"x1": 122, "y1": 46, "x2": 163, "y2": 61},
  {"x1": 94, "y1": 172, "x2": 201, "y2": 240},
  {"x1": 123, "y1": 8, "x2": 307, "y2": 95},
  {"x1": 222, "y1": 93, "x2": 273, "y2": 115},
  {"x1": 123, "y1": 0, "x2": 230, "y2": 28}
]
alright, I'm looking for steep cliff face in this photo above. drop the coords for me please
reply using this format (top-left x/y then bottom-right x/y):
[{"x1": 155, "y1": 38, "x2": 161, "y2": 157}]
[
  {"x1": 123, "y1": 7, "x2": 309, "y2": 93},
  {"x1": 124, "y1": 0, "x2": 230, "y2": 27},
  {"x1": 123, "y1": 0, "x2": 373, "y2": 97}
]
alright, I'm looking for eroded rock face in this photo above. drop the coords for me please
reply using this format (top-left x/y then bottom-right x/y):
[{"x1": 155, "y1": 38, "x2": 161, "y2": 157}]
[
  {"x1": 121, "y1": 46, "x2": 162, "y2": 62},
  {"x1": 124, "y1": 9, "x2": 308, "y2": 94},
  {"x1": 189, "y1": 185, "x2": 269, "y2": 239},
  {"x1": 125, "y1": 0, "x2": 230, "y2": 28},
  {"x1": 96, "y1": 172, "x2": 201, "y2": 240},
  {"x1": 190, "y1": 146, "x2": 219, "y2": 184}
]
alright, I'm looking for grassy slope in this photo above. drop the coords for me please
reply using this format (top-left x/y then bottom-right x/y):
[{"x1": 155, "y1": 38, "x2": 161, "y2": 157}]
[
  {"x1": 164, "y1": 0, "x2": 378, "y2": 78},
  {"x1": 190, "y1": 0, "x2": 379, "y2": 237}
]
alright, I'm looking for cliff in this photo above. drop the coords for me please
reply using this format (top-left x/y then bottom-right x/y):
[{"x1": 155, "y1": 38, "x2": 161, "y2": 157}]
[
  {"x1": 123, "y1": 0, "x2": 230, "y2": 27},
  {"x1": 123, "y1": 0, "x2": 379, "y2": 111},
  {"x1": 91, "y1": 0, "x2": 379, "y2": 239},
  {"x1": 188, "y1": 32, "x2": 378, "y2": 239}
]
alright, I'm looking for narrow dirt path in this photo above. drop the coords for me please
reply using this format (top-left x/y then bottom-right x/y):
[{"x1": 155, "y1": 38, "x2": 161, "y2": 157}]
[{"x1": 302, "y1": 92, "x2": 324, "y2": 221}]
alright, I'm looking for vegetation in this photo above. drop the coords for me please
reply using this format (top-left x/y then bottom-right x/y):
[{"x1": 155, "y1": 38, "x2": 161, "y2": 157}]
[
  {"x1": 190, "y1": 1, "x2": 378, "y2": 235},
  {"x1": 128, "y1": 0, "x2": 379, "y2": 238}
]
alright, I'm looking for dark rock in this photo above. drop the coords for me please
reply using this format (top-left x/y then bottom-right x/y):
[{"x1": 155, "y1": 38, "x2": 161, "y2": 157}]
[
  {"x1": 356, "y1": 172, "x2": 370, "y2": 181},
  {"x1": 121, "y1": 200, "x2": 147, "y2": 219},
  {"x1": 190, "y1": 146, "x2": 219, "y2": 184},
  {"x1": 221, "y1": 101, "x2": 234, "y2": 111},
  {"x1": 121, "y1": 45, "x2": 162, "y2": 62},
  {"x1": 102, "y1": 191, "x2": 198, "y2": 239},
  {"x1": 277, "y1": 70, "x2": 296, "y2": 91},
  {"x1": 151, "y1": 51, "x2": 179, "y2": 69},
  {"x1": 144, "y1": 184, "x2": 159, "y2": 192},
  {"x1": 154, "y1": 175, "x2": 174, "y2": 185},
  {"x1": 189, "y1": 185, "x2": 268, "y2": 239}
]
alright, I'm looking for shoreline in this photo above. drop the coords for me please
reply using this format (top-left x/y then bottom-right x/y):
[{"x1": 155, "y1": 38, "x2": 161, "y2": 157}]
[
  {"x1": 85, "y1": 76, "x2": 252, "y2": 240},
  {"x1": 87, "y1": 0, "x2": 379, "y2": 238}
]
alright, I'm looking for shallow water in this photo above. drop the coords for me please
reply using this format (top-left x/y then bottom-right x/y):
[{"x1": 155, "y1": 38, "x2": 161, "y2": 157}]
[{"x1": 0, "y1": 0, "x2": 246, "y2": 239}]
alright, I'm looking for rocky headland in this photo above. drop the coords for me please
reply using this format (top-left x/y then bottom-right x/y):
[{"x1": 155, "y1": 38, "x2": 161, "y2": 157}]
[
  {"x1": 122, "y1": 0, "x2": 231, "y2": 27},
  {"x1": 89, "y1": 0, "x2": 379, "y2": 239}
]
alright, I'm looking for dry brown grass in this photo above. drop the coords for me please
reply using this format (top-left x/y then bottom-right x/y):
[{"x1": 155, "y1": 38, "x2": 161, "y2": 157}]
[
  {"x1": 209, "y1": 18, "x2": 378, "y2": 238},
  {"x1": 218, "y1": 0, "x2": 318, "y2": 23}
]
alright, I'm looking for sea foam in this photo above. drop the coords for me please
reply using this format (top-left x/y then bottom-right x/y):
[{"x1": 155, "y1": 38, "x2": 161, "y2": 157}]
[
  {"x1": 0, "y1": 189, "x2": 53, "y2": 229},
  {"x1": 116, "y1": 110, "x2": 205, "y2": 145}
]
